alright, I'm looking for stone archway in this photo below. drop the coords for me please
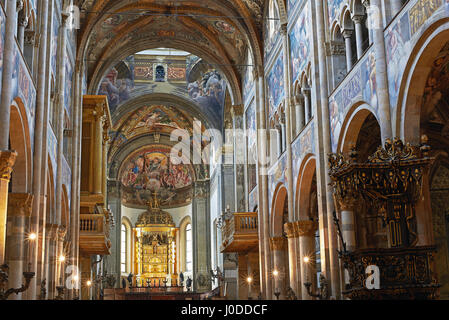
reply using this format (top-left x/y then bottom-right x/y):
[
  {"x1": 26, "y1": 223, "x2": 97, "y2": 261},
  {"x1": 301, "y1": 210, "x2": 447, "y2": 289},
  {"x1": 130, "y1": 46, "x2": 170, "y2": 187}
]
[{"x1": 270, "y1": 184, "x2": 289, "y2": 299}]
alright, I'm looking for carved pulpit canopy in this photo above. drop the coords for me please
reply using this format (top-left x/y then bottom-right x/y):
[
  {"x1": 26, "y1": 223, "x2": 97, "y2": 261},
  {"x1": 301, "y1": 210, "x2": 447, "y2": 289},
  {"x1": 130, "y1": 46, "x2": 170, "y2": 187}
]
[
  {"x1": 328, "y1": 136, "x2": 434, "y2": 248},
  {"x1": 136, "y1": 191, "x2": 175, "y2": 227}
]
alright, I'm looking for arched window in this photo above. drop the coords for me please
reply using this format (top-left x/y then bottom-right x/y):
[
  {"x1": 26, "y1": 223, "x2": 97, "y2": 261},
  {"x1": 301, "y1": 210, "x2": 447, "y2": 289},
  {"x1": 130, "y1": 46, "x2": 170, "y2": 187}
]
[
  {"x1": 121, "y1": 224, "x2": 126, "y2": 273},
  {"x1": 185, "y1": 223, "x2": 192, "y2": 273}
]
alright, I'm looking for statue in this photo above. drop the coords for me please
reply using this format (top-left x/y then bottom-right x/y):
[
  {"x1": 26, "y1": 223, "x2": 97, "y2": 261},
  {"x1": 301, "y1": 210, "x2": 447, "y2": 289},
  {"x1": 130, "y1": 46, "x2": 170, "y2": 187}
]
[
  {"x1": 121, "y1": 278, "x2": 126, "y2": 289},
  {"x1": 210, "y1": 267, "x2": 224, "y2": 295},
  {"x1": 286, "y1": 286, "x2": 297, "y2": 300},
  {"x1": 127, "y1": 273, "x2": 133, "y2": 287},
  {"x1": 179, "y1": 272, "x2": 184, "y2": 286},
  {"x1": 39, "y1": 279, "x2": 47, "y2": 300},
  {"x1": 186, "y1": 276, "x2": 192, "y2": 292}
]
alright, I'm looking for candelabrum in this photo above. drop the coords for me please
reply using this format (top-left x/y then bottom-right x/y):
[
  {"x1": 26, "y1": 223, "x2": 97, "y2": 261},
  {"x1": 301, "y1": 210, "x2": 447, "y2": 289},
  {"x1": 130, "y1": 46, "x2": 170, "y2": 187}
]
[
  {"x1": 274, "y1": 288, "x2": 281, "y2": 300},
  {"x1": 0, "y1": 263, "x2": 35, "y2": 300},
  {"x1": 54, "y1": 285, "x2": 65, "y2": 300},
  {"x1": 304, "y1": 274, "x2": 329, "y2": 300}
]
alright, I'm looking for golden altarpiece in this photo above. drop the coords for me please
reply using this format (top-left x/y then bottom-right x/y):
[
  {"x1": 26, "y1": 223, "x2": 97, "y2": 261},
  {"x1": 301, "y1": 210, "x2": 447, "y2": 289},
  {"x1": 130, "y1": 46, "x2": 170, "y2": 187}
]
[{"x1": 133, "y1": 193, "x2": 179, "y2": 287}]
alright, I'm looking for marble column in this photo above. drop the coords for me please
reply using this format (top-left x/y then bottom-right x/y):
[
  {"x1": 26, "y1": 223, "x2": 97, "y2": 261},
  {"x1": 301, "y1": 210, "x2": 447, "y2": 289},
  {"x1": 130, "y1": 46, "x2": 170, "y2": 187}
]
[
  {"x1": 192, "y1": 180, "x2": 211, "y2": 293},
  {"x1": 93, "y1": 113, "x2": 104, "y2": 194},
  {"x1": 5, "y1": 193, "x2": 33, "y2": 299},
  {"x1": 342, "y1": 30, "x2": 354, "y2": 71},
  {"x1": 314, "y1": 0, "x2": 342, "y2": 299},
  {"x1": 0, "y1": 151, "x2": 17, "y2": 263},
  {"x1": 339, "y1": 200, "x2": 357, "y2": 252},
  {"x1": 45, "y1": 223, "x2": 58, "y2": 299},
  {"x1": 302, "y1": 88, "x2": 311, "y2": 123},
  {"x1": 17, "y1": 12, "x2": 28, "y2": 50},
  {"x1": 294, "y1": 95, "x2": 305, "y2": 135},
  {"x1": 0, "y1": 0, "x2": 20, "y2": 149},
  {"x1": 255, "y1": 69, "x2": 271, "y2": 299},
  {"x1": 284, "y1": 222, "x2": 300, "y2": 297},
  {"x1": 296, "y1": 220, "x2": 318, "y2": 300},
  {"x1": 30, "y1": 0, "x2": 50, "y2": 299},
  {"x1": 353, "y1": 15, "x2": 365, "y2": 59},
  {"x1": 55, "y1": 13, "x2": 69, "y2": 227},
  {"x1": 270, "y1": 237, "x2": 287, "y2": 299},
  {"x1": 363, "y1": 0, "x2": 393, "y2": 141}
]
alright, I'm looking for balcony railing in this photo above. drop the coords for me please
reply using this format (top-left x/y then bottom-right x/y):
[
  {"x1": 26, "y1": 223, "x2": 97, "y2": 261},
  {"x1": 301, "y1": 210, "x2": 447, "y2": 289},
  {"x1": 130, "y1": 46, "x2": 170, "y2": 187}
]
[
  {"x1": 341, "y1": 246, "x2": 439, "y2": 300},
  {"x1": 221, "y1": 212, "x2": 258, "y2": 253},
  {"x1": 79, "y1": 213, "x2": 112, "y2": 255}
]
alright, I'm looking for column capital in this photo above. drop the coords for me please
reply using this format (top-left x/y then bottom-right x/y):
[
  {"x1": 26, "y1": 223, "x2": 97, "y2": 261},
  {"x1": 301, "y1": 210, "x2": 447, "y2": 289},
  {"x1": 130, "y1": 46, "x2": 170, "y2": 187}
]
[
  {"x1": 7, "y1": 193, "x2": 34, "y2": 217},
  {"x1": 16, "y1": 0, "x2": 24, "y2": 12},
  {"x1": 280, "y1": 23, "x2": 288, "y2": 36},
  {"x1": 231, "y1": 104, "x2": 244, "y2": 117},
  {"x1": 342, "y1": 29, "x2": 354, "y2": 39},
  {"x1": 338, "y1": 195, "x2": 358, "y2": 211},
  {"x1": 0, "y1": 150, "x2": 18, "y2": 181},
  {"x1": 57, "y1": 226, "x2": 67, "y2": 241},
  {"x1": 61, "y1": 12, "x2": 70, "y2": 27},
  {"x1": 270, "y1": 236, "x2": 287, "y2": 251},
  {"x1": 294, "y1": 220, "x2": 318, "y2": 237},
  {"x1": 362, "y1": 0, "x2": 370, "y2": 8},
  {"x1": 327, "y1": 41, "x2": 346, "y2": 56},
  {"x1": 284, "y1": 222, "x2": 298, "y2": 239},
  {"x1": 352, "y1": 14, "x2": 365, "y2": 24}
]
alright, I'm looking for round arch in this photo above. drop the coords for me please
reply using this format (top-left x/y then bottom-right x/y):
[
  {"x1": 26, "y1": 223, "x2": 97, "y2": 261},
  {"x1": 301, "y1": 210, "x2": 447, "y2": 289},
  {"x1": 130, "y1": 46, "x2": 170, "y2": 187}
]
[
  {"x1": 9, "y1": 98, "x2": 31, "y2": 193},
  {"x1": 295, "y1": 154, "x2": 317, "y2": 221},
  {"x1": 271, "y1": 183, "x2": 288, "y2": 237},
  {"x1": 397, "y1": 18, "x2": 449, "y2": 143},
  {"x1": 338, "y1": 103, "x2": 381, "y2": 154}
]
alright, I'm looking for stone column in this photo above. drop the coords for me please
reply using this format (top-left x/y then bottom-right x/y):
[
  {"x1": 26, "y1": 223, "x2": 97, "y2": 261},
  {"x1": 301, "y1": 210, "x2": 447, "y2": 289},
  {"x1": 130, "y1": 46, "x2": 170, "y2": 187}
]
[
  {"x1": 353, "y1": 15, "x2": 365, "y2": 59},
  {"x1": 284, "y1": 222, "x2": 300, "y2": 297},
  {"x1": 55, "y1": 13, "x2": 69, "y2": 228},
  {"x1": 342, "y1": 30, "x2": 354, "y2": 71},
  {"x1": 363, "y1": 0, "x2": 393, "y2": 141},
  {"x1": 5, "y1": 193, "x2": 33, "y2": 299},
  {"x1": 0, "y1": 0, "x2": 19, "y2": 149},
  {"x1": 294, "y1": 95, "x2": 305, "y2": 135},
  {"x1": 302, "y1": 88, "x2": 311, "y2": 123},
  {"x1": 30, "y1": 0, "x2": 50, "y2": 299},
  {"x1": 56, "y1": 226, "x2": 66, "y2": 287},
  {"x1": 45, "y1": 224, "x2": 58, "y2": 299},
  {"x1": 296, "y1": 220, "x2": 318, "y2": 300},
  {"x1": 314, "y1": 0, "x2": 342, "y2": 299},
  {"x1": 17, "y1": 12, "x2": 28, "y2": 50},
  {"x1": 0, "y1": 151, "x2": 17, "y2": 264},
  {"x1": 192, "y1": 180, "x2": 211, "y2": 293},
  {"x1": 270, "y1": 237, "x2": 287, "y2": 299},
  {"x1": 254, "y1": 68, "x2": 271, "y2": 298}
]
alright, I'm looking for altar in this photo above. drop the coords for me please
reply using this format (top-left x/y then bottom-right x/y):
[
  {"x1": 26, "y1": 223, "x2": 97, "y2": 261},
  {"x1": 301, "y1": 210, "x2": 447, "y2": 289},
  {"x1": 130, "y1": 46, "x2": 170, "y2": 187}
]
[{"x1": 133, "y1": 193, "x2": 179, "y2": 287}]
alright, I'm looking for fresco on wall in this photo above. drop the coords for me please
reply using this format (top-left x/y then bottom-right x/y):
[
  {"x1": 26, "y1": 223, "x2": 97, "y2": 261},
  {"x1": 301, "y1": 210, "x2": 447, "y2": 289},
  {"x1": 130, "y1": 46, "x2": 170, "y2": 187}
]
[
  {"x1": 242, "y1": 61, "x2": 254, "y2": 104},
  {"x1": 289, "y1": 2, "x2": 310, "y2": 83},
  {"x1": 120, "y1": 147, "x2": 194, "y2": 208},
  {"x1": 329, "y1": 47, "x2": 380, "y2": 152},
  {"x1": 245, "y1": 98, "x2": 257, "y2": 192},
  {"x1": 264, "y1": 0, "x2": 281, "y2": 60},
  {"x1": 48, "y1": 127, "x2": 58, "y2": 187},
  {"x1": 268, "y1": 153, "x2": 288, "y2": 212},
  {"x1": 386, "y1": 0, "x2": 446, "y2": 110},
  {"x1": 98, "y1": 53, "x2": 226, "y2": 129},
  {"x1": 246, "y1": 101, "x2": 257, "y2": 147},
  {"x1": 267, "y1": 52, "x2": 285, "y2": 117},
  {"x1": 108, "y1": 105, "x2": 193, "y2": 160},
  {"x1": 385, "y1": 13, "x2": 411, "y2": 110},
  {"x1": 327, "y1": 0, "x2": 345, "y2": 25}
]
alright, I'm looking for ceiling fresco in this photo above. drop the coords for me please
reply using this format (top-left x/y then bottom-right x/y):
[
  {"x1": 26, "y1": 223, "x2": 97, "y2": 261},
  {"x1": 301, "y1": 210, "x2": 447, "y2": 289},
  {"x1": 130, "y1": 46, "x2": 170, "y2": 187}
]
[{"x1": 119, "y1": 146, "x2": 194, "y2": 208}]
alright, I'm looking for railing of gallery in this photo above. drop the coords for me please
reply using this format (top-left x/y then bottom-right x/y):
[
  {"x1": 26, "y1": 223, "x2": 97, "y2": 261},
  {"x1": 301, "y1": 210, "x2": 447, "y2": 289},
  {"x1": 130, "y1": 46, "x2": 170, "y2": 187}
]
[{"x1": 80, "y1": 214, "x2": 106, "y2": 234}]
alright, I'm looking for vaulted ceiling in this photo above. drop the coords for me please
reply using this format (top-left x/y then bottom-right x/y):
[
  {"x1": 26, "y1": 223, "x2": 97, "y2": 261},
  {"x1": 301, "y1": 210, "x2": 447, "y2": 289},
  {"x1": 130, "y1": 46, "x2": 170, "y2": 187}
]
[{"x1": 75, "y1": 0, "x2": 279, "y2": 105}]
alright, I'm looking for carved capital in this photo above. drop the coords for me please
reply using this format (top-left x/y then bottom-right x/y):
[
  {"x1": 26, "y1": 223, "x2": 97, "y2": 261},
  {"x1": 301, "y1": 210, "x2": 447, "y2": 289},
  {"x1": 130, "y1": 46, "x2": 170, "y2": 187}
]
[
  {"x1": 327, "y1": 41, "x2": 346, "y2": 56},
  {"x1": 270, "y1": 236, "x2": 287, "y2": 251},
  {"x1": 231, "y1": 105, "x2": 244, "y2": 117},
  {"x1": 24, "y1": 30, "x2": 36, "y2": 46},
  {"x1": 342, "y1": 29, "x2": 354, "y2": 39},
  {"x1": 295, "y1": 220, "x2": 318, "y2": 237},
  {"x1": 352, "y1": 14, "x2": 365, "y2": 24},
  {"x1": 284, "y1": 222, "x2": 298, "y2": 239},
  {"x1": 7, "y1": 193, "x2": 34, "y2": 217},
  {"x1": 280, "y1": 23, "x2": 288, "y2": 36},
  {"x1": 57, "y1": 226, "x2": 67, "y2": 241},
  {"x1": 0, "y1": 150, "x2": 18, "y2": 181}
]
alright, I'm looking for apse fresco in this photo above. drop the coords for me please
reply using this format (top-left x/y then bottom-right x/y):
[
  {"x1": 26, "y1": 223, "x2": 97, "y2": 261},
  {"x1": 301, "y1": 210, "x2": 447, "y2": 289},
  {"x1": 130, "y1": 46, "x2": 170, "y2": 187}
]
[
  {"x1": 327, "y1": 0, "x2": 345, "y2": 25},
  {"x1": 120, "y1": 147, "x2": 194, "y2": 207},
  {"x1": 267, "y1": 52, "x2": 285, "y2": 117},
  {"x1": 108, "y1": 105, "x2": 192, "y2": 160},
  {"x1": 289, "y1": 2, "x2": 310, "y2": 83}
]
